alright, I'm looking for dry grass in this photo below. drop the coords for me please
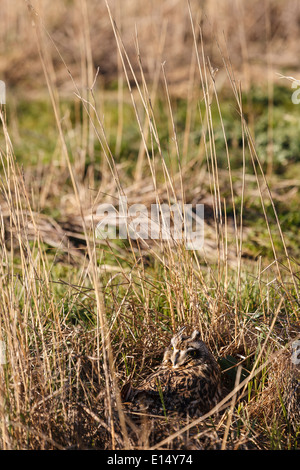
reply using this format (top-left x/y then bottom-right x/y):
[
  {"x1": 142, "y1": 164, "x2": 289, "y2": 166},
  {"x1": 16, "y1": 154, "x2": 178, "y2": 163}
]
[
  {"x1": 1, "y1": 0, "x2": 300, "y2": 95},
  {"x1": 0, "y1": 0, "x2": 299, "y2": 450}
]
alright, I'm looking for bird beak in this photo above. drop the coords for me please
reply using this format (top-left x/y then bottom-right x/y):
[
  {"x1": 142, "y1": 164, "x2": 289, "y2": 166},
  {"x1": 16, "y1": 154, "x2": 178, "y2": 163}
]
[{"x1": 172, "y1": 351, "x2": 180, "y2": 367}]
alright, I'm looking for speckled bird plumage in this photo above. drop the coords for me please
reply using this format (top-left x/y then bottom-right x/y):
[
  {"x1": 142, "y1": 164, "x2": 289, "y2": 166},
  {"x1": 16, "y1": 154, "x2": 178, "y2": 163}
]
[{"x1": 122, "y1": 327, "x2": 223, "y2": 417}]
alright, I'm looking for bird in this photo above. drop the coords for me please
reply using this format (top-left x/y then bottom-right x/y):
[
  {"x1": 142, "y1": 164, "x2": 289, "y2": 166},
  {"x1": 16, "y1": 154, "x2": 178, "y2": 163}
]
[{"x1": 121, "y1": 327, "x2": 223, "y2": 418}]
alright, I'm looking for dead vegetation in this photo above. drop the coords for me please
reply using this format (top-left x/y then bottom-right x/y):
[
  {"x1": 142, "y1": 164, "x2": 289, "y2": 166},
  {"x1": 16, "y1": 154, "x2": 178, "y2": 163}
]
[
  {"x1": 0, "y1": 0, "x2": 299, "y2": 450},
  {"x1": 2, "y1": 0, "x2": 300, "y2": 94}
]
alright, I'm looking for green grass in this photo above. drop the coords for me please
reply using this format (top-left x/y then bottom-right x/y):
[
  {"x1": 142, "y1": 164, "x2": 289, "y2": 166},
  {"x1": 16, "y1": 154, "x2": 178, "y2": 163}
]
[{"x1": 0, "y1": 5, "x2": 299, "y2": 450}]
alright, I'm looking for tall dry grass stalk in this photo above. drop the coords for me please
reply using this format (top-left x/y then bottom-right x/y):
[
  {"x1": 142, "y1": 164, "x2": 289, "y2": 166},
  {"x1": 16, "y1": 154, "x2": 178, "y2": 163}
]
[{"x1": 0, "y1": 0, "x2": 298, "y2": 450}]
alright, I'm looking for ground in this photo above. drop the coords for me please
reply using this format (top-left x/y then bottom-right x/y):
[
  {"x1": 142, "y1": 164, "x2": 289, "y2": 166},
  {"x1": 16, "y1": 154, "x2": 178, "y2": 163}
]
[{"x1": 0, "y1": 0, "x2": 299, "y2": 450}]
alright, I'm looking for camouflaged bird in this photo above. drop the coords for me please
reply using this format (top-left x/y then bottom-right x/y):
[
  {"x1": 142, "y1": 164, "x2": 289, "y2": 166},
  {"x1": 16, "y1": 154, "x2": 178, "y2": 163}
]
[{"x1": 122, "y1": 327, "x2": 223, "y2": 417}]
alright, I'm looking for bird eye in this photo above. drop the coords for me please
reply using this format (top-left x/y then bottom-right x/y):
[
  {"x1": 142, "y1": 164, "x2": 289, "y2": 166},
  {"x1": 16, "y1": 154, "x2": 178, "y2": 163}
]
[{"x1": 189, "y1": 350, "x2": 198, "y2": 357}]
